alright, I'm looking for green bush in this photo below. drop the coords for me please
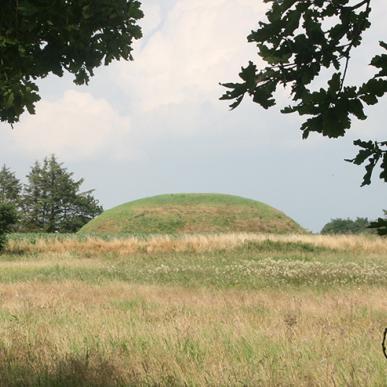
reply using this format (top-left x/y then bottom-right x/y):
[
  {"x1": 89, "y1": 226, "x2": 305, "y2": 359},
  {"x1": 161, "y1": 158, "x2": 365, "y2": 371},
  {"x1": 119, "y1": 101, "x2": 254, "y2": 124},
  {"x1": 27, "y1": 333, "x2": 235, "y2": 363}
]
[
  {"x1": 321, "y1": 217, "x2": 373, "y2": 235},
  {"x1": 369, "y1": 210, "x2": 387, "y2": 236},
  {"x1": 0, "y1": 203, "x2": 17, "y2": 251}
]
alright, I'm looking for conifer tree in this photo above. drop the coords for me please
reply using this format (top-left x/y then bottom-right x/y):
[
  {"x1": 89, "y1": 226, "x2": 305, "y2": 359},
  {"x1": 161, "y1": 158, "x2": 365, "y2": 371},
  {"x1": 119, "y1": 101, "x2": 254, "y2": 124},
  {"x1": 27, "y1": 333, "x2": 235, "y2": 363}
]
[
  {"x1": 0, "y1": 165, "x2": 22, "y2": 206},
  {"x1": 23, "y1": 155, "x2": 102, "y2": 232},
  {"x1": 0, "y1": 203, "x2": 17, "y2": 251}
]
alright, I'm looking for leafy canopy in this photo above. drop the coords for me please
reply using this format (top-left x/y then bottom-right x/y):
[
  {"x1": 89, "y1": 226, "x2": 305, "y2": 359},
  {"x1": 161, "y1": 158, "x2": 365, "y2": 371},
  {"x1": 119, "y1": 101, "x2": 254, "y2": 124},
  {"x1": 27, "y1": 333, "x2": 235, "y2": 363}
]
[
  {"x1": 221, "y1": 0, "x2": 387, "y2": 187},
  {"x1": 0, "y1": 0, "x2": 143, "y2": 124}
]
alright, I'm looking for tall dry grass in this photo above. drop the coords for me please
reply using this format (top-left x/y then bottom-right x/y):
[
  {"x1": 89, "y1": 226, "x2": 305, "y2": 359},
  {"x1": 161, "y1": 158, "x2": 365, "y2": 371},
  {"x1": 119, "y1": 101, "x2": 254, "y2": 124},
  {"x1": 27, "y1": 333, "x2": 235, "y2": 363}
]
[
  {"x1": 6, "y1": 232, "x2": 387, "y2": 256},
  {"x1": 0, "y1": 233, "x2": 386, "y2": 385},
  {"x1": 0, "y1": 282, "x2": 385, "y2": 386}
]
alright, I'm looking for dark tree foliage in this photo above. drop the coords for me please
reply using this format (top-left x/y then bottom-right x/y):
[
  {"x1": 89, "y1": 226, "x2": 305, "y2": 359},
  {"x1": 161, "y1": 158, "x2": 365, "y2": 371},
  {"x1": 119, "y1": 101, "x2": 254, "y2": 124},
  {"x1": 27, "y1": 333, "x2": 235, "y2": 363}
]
[
  {"x1": 0, "y1": 165, "x2": 22, "y2": 205},
  {"x1": 0, "y1": 0, "x2": 143, "y2": 124},
  {"x1": 22, "y1": 155, "x2": 102, "y2": 232},
  {"x1": 221, "y1": 0, "x2": 386, "y2": 233},
  {"x1": 59, "y1": 190, "x2": 103, "y2": 233},
  {"x1": 321, "y1": 217, "x2": 373, "y2": 235},
  {"x1": 369, "y1": 210, "x2": 387, "y2": 236},
  {"x1": 0, "y1": 202, "x2": 17, "y2": 251}
]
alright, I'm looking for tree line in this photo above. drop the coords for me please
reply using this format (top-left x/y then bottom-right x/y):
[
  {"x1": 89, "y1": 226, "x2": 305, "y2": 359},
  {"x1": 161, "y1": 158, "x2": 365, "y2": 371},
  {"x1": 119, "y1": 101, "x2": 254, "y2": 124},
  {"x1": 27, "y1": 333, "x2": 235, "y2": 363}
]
[
  {"x1": 321, "y1": 217, "x2": 375, "y2": 235},
  {"x1": 0, "y1": 155, "x2": 102, "y2": 237}
]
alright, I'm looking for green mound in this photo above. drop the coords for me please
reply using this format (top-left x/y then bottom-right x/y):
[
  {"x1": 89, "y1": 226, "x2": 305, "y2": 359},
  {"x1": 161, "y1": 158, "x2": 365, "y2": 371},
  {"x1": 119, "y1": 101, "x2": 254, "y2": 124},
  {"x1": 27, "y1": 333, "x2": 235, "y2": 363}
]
[{"x1": 79, "y1": 193, "x2": 304, "y2": 235}]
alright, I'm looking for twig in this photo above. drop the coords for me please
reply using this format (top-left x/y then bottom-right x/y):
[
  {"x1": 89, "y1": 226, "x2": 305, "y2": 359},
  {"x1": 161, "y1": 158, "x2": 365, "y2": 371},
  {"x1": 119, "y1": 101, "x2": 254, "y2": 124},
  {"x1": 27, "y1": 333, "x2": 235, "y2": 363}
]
[
  {"x1": 339, "y1": 0, "x2": 371, "y2": 91},
  {"x1": 349, "y1": 0, "x2": 370, "y2": 11}
]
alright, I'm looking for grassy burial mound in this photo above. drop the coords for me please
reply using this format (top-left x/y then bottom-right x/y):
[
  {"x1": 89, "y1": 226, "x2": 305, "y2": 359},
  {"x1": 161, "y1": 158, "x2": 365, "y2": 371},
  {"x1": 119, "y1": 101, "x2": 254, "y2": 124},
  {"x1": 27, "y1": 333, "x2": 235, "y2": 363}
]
[{"x1": 80, "y1": 193, "x2": 304, "y2": 235}]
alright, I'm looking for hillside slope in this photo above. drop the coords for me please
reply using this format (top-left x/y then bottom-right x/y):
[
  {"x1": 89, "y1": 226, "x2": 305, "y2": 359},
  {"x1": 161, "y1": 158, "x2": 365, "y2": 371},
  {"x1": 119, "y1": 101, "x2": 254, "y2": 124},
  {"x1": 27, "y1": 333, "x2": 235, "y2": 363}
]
[{"x1": 79, "y1": 193, "x2": 304, "y2": 235}]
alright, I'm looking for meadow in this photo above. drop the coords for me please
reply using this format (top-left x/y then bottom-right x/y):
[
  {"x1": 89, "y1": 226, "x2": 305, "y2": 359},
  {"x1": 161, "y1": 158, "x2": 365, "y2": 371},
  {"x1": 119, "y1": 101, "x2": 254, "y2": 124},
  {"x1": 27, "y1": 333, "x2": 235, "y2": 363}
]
[{"x1": 0, "y1": 233, "x2": 386, "y2": 386}]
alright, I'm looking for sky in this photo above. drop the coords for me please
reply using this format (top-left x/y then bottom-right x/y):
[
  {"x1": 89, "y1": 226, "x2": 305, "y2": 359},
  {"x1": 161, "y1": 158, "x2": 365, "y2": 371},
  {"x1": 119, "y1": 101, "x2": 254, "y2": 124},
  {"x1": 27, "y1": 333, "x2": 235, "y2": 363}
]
[{"x1": 0, "y1": 0, "x2": 386, "y2": 232}]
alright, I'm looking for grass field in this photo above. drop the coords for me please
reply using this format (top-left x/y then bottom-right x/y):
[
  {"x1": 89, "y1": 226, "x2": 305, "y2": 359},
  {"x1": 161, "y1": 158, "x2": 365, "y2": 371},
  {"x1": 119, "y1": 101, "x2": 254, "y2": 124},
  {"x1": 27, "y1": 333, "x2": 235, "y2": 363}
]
[
  {"x1": 79, "y1": 193, "x2": 304, "y2": 235},
  {"x1": 0, "y1": 233, "x2": 386, "y2": 386}
]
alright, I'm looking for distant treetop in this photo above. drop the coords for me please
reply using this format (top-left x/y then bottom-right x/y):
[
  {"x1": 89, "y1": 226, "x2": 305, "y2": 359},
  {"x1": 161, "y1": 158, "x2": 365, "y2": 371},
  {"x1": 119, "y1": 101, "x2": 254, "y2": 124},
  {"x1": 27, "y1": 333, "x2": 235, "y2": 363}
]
[{"x1": 321, "y1": 217, "x2": 373, "y2": 235}]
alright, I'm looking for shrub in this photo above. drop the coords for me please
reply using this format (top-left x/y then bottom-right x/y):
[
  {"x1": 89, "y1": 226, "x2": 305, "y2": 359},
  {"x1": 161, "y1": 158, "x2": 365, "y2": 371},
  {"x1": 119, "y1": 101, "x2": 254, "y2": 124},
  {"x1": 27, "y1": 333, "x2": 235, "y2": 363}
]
[
  {"x1": 369, "y1": 210, "x2": 387, "y2": 236},
  {"x1": 0, "y1": 203, "x2": 17, "y2": 251},
  {"x1": 321, "y1": 217, "x2": 373, "y2": 235}
]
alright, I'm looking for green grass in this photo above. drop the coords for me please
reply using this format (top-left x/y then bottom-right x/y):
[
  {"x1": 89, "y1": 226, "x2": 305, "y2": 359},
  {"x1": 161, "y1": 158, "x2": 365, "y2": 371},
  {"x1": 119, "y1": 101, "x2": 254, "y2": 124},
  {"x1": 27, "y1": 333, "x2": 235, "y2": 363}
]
[
  {"x1": 79, "y1": 193, "x2": 305, "y2": 235},
  {"x1": 0, "y1": 233, "x2": 385, "y2": 386},
  {"x1": 2, "y1": 235, "x2": 386, "y2": 289}
]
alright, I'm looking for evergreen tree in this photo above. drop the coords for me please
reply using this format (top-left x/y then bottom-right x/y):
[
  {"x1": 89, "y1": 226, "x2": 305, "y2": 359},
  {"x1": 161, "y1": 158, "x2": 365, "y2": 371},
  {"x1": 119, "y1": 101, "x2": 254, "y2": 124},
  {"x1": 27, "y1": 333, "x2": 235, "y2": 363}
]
[
  {"x1": 0, "y1": 165, "x2": 22, "y2": 206},
  {"x1": 0, "y1": 202, "x2": 17, "y2": 251},
  {"x1": 60, "y1": 190, "x2": 103, "y2": 233},
  {"x1": 22, "y1": 155, "x2": 102, "y2": 232}
]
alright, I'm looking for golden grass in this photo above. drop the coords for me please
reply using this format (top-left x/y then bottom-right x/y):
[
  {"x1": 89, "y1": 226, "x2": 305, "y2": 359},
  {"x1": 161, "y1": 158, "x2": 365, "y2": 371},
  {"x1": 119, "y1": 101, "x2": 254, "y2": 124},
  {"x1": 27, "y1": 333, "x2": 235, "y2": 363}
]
[
  {"x1": 6, "y1": 232, "x2": 387, "y2": 255},
  {"x1": 0, "y1": 282, "x2": 385, "y2": 386},
  {"x1": 0, "y1": 233, "x2": 386, "y2": 385},
  {"x1": 0, "y1": 258, "x2": 103, "y2": 269}
]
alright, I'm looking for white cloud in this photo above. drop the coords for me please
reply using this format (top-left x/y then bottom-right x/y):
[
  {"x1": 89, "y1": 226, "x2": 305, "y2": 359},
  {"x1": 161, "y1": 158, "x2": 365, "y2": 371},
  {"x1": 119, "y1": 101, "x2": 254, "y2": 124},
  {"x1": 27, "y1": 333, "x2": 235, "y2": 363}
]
[
  {"x1": 138, "y1": 1, "x2": 162, "y2": 37},
  {"x1": 10, "y1": 90, "x2": 134, "y2": 161},
  {"x1": 115, "y1": 0, "x2": 266, "y2": 112},
  {"x1": 2, "y1": 1, "x2": 269, "y2": 161}
]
